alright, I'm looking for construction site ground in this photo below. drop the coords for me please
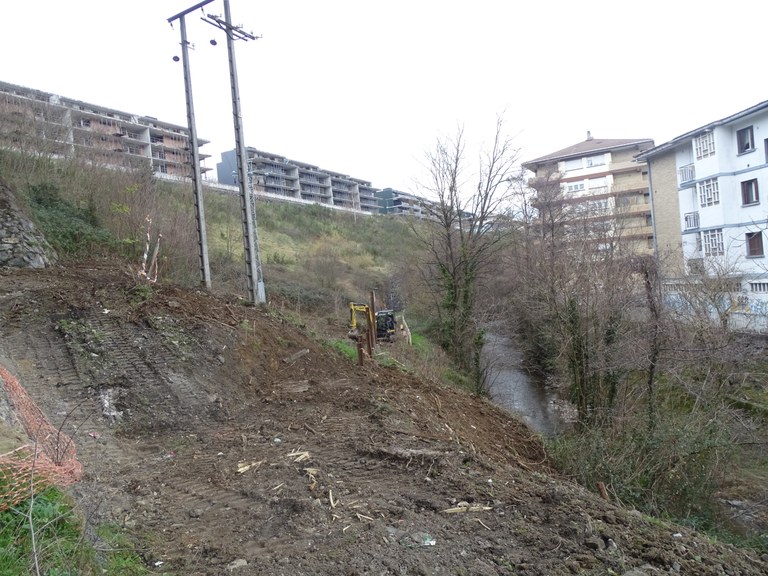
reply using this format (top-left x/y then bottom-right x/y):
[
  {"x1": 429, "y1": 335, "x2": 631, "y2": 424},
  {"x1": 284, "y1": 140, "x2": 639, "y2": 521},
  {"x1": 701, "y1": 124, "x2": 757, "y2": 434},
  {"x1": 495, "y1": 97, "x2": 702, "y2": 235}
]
[{"x1": 1, "y1": 261, "x2": 767, "y2": 575}]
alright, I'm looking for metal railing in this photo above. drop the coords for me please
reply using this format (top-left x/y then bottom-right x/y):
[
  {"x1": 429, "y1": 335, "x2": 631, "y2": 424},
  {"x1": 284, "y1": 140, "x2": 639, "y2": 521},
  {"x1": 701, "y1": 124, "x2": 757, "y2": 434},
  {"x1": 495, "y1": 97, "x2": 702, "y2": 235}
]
[{"x1": 678, "y1": 163, "x2": 695, "y2": 185}]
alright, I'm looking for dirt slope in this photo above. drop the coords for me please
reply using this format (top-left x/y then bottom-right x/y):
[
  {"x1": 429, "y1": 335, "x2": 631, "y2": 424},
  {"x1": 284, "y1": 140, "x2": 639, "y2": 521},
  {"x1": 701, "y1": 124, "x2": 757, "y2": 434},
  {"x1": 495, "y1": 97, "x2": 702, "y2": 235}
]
[{"x1": 1, "y1": 261, "x2": 766, "y2": 575}]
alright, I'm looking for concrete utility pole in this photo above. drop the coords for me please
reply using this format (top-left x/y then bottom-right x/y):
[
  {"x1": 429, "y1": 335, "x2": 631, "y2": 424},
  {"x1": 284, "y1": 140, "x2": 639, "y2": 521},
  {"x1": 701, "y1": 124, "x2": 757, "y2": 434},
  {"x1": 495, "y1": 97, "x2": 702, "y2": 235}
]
[
  {"x1": 167, "y1": 0, "x2": 214, "y2": 290},
  {"x1": 203, "y1": 1, "x2": 266, "y2": 305}
]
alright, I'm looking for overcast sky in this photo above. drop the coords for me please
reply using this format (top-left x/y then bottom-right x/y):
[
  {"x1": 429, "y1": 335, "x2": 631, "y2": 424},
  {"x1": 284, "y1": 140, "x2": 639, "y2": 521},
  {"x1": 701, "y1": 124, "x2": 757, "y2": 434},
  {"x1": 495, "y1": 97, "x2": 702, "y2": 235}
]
[{"x1": 2, "y1": 1, "x2": 765, "y2": 192}]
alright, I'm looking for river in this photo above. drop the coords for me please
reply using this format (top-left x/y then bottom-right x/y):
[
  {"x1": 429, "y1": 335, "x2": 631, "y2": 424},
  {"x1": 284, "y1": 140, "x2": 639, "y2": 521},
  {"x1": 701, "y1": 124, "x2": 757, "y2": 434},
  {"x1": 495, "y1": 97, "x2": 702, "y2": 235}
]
[{"x1": 482, "y1": 330, "x2": 567, "y2": 436}]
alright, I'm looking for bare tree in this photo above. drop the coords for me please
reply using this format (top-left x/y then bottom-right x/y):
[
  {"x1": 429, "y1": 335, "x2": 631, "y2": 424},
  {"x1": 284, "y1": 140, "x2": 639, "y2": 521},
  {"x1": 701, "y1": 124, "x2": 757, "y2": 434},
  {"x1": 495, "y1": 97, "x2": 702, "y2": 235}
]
[
  {"x1": 504, "y1": 168, "x2": 649, "y2": 428},
  {"x1": 413, "y1": 117, "x2": 520, "y2": 393}
]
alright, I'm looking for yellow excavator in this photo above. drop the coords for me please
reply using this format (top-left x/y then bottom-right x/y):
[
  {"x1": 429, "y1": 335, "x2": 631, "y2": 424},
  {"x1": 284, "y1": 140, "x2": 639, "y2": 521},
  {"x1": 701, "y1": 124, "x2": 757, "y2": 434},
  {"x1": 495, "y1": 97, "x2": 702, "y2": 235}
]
[{"x1": 348, "y1": 302, "x2": 397, "y2": 342}]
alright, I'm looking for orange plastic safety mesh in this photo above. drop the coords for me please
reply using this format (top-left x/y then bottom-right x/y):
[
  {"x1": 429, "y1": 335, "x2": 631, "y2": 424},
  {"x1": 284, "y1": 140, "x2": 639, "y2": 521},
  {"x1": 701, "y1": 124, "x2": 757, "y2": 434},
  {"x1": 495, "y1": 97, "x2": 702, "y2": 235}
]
[{"x1": 0, "y1": 364, "x2": 83, "y2": 511}]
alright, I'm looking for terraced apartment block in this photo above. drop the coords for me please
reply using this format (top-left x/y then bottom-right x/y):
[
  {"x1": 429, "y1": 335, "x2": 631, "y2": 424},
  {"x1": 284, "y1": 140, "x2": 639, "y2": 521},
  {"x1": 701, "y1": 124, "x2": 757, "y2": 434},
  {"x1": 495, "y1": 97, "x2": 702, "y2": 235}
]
[{"x1": 0, "y1": 80, "x2": 209, "y2": 179}]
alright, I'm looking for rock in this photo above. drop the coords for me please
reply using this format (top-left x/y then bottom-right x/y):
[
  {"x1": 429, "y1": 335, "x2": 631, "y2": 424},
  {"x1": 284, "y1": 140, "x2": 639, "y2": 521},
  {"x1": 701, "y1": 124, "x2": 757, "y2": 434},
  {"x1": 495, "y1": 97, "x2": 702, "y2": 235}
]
[
  {"x1": 584, "y1": 536, "x2": 605, "y2": 550},
  {"x1": 227, "y1": 558, "x2": 248, "y2": 571},
  {"x1": 0, "y1": 183, "x2": 57, "y2": 268}
]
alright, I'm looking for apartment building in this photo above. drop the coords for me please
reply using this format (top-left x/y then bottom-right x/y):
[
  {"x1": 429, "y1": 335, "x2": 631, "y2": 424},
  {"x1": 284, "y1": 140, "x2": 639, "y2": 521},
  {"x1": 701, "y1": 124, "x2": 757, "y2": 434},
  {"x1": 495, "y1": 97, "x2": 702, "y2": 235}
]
[
  {"x1": 522, "y1": 134, "x2": 654, "y2": 255},
  {"x1": 216, "y1": 148, "x2": 380, "y2": 213},
  {"x1": 375, "y1": 188, "x2": 436, "y2": 217},
  {"x1": 0, "y1": 80, "x2": 208, "y2": 179},
  {"x1": 637, "y1": 100, "x2": 768, "y2": 328}
]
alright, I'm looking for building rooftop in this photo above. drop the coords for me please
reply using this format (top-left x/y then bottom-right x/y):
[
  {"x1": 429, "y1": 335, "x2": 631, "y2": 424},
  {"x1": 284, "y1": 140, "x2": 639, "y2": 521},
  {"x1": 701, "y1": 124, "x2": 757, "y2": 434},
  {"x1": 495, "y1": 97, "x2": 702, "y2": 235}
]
[
  {"x1": 636, "y1": 99, "x2": 768, "y2": 161},
  {"x1": 523, "y1": 135, "x2": 653, "y2": 170}
]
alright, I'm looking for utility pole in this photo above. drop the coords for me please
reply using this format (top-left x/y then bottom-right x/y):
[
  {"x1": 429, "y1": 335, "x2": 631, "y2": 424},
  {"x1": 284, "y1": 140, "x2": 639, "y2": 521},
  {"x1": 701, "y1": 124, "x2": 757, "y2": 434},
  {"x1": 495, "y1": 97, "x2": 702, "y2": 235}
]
[
  {"x1": 167, "y1": 0, "x2": 214, "y2": 290},
  {"x1": 203, "y1": 1, "x2": 266, "y2": 304}
]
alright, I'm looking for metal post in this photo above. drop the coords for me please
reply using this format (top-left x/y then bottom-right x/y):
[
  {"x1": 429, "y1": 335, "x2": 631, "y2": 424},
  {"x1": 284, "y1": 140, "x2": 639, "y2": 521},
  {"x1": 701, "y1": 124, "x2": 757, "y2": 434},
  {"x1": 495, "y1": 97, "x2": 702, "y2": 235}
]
[
  {"x1": 207, "y1": 0, "x2": 265, "y2": 305},
  {"x1": 168, "y1": 2, "x2": 213, "y2": 290}
]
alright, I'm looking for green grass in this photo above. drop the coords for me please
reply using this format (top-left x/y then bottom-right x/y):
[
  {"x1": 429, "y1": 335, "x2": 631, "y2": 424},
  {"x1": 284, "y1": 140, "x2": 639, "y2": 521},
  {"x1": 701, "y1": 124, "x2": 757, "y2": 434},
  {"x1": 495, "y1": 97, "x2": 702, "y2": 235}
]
[
  {"x1": 329, "y1": 338, "x2": 359, "y2": 362},
  {"x1": 0, "y1": 488, "x2": 154, "y2": 575},
  {"x1": 26, "y1": 183, "x2": 117, "y2": 257},
  {"x1": 0, "y1": 488, "x2": 94, "y2": 575},
  {"x1": 96, "y1": 524, "x2": 153, "y2": 575}
]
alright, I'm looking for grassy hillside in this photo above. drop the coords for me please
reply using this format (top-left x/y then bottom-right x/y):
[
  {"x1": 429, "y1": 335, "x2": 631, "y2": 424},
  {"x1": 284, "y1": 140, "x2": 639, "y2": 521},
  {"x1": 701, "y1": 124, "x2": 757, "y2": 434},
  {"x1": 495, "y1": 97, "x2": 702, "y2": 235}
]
[{"x1": 0, "y1": 149, "x2": 424, "y2": 319}]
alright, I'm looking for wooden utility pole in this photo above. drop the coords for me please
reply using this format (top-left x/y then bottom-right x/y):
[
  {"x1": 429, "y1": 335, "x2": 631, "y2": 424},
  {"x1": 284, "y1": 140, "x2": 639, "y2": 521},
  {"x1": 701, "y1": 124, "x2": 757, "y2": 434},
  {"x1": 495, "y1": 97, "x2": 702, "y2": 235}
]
[{"x1": 368, "y1": 290, "x2": 376, "y2": 355}]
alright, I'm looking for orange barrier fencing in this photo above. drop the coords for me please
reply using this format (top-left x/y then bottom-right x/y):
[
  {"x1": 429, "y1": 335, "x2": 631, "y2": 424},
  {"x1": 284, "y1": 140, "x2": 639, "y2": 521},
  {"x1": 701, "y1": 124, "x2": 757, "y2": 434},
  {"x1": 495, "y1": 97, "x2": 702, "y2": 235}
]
[{"x1": 0, "y1": 364, "x2": 83, "y2": 511}]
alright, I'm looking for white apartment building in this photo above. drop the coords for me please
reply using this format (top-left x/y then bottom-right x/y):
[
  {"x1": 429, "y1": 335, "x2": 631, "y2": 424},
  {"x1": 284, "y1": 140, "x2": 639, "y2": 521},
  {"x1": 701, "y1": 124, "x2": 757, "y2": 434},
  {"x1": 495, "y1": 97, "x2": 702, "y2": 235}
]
[{"x1": 638, "y1": 100, "x2": 768, "y2": 329}]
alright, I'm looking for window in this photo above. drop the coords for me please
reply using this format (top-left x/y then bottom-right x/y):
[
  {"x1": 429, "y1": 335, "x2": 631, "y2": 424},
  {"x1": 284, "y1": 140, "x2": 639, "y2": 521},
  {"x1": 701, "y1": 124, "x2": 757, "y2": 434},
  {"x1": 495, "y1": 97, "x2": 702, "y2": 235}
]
[
  {"x1": 741, "y1": 179, "x2": 759, "y2": 205},
  {"x1": 697, "y1": 178, "x2": 720, "y2": 207},
  {"x1": 747, "y1": 232, "x2": 764, "y2": 257},
  {"x1": 585, "y1": 154, "x2": 605, "y2": 167},
  {"x1": 702, "y1": 228, "x2": 724, "y2": 256},
  {"x1": 588, "y1": 177, "x2": 607, "y2": 192},
  {"x1": 737, "y1": 126, "x2": 755, "y2": 154},
  {"x1": 564, "y1": 158, "x2": 582, "y2": 171},
  {"x1": 751, "y1": 282, "x2": 768, "y2": 293},
  {"x1": 566, "y1": 181, "x2": 585, "y2": 193},
  {"x1": 695, "y1": 131, "x2": 715, "y2": 159}
]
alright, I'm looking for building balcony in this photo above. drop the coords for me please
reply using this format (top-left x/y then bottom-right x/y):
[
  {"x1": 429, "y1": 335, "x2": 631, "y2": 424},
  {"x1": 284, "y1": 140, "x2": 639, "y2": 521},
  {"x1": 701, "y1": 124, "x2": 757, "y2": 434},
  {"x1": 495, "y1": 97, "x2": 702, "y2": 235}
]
[
  {"x1": 683, "y1": 211, "x2": 700, "y2": 230},
  {"x1": 527, "y1": 173, "x2": 562, "y2": 190},
  {"x1": 678, "y1": 163, "x2": 695, "y2": 186},
  {"x1": 608, "y1": 159, "x2": 641, "y2": 174}
]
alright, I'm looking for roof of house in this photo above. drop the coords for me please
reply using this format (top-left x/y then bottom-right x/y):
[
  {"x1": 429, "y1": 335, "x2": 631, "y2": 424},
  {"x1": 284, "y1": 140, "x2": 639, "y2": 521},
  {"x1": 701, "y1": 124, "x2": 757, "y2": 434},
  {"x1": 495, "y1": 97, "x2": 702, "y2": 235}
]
[
  {"x1": 636, "y1": 99, "x2": 768, "y2": 161},
  {"x1": 522, "y1": 137, "x2": 654, "y2": 170}
]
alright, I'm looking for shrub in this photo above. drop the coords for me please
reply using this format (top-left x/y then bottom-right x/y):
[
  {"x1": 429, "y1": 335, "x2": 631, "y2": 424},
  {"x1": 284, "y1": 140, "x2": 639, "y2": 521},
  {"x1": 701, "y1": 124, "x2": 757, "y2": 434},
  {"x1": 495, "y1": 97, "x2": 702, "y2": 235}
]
[
  {"x1": 548, "y1": 410, "x2": 733, "y2": 524},
  {"x1": 26, "y1": 183, "x2": 116, "y2": 257}
]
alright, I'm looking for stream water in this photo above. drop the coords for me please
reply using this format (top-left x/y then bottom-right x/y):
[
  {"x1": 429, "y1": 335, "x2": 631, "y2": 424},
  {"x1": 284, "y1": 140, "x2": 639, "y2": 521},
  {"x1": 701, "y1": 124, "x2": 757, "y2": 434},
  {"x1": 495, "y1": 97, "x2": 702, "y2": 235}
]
[{"x1": 482, "y1": 330, "x2": 567, "y2": 436}]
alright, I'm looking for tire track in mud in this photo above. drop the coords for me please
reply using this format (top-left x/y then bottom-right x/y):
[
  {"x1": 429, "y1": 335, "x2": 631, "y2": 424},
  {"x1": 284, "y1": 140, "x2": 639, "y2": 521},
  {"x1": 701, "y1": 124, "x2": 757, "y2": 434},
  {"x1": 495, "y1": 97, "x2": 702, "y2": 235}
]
[
  {"x1": 3, "y1": 329, "x2": 81, "y2": 389},
  {"x1": 0, "y1": 325, "x2": 137, "y2": 473},
  {"x1": 83, "y1": 313, "x2": 216, "y2": 424},
  {"x1": 0, "y1": 310, "x2": 206, "y2": 492},
  {"x1": 165, "y1": 474, "x2": 266, "y2": 515}
]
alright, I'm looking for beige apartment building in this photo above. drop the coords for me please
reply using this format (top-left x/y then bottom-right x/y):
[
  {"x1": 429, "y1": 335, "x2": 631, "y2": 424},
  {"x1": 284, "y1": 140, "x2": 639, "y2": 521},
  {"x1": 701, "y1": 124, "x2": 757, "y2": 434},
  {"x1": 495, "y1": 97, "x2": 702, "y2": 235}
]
[
  {"x1": 0, "y1": 80, "x2": 208, "y2": 179},
  {"x1": 522, "y1": 134, "x2": 655, "y2": 255}
]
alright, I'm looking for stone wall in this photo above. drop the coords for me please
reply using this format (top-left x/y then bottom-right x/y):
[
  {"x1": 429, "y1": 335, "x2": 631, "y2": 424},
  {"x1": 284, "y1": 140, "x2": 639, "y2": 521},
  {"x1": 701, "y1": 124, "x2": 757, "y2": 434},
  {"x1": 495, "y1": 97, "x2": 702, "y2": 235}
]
[{"x1": 0, "y1": 182, "x2": 57, "y2": 268}]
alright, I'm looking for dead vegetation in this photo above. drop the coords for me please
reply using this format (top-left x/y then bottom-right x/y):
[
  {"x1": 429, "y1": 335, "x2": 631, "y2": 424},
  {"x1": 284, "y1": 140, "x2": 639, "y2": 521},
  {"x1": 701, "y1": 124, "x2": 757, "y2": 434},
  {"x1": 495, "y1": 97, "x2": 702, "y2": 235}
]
[{"x1": 1, "y1": 261, "x2": 766, "y2": 574}]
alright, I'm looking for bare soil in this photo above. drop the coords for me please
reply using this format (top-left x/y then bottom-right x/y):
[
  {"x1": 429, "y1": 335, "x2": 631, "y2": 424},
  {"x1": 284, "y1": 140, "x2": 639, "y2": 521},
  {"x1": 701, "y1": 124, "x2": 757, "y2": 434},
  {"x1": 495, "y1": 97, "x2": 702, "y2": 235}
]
[{"x1": 1, "y1": 261, "x2": 766, "y2": 575}]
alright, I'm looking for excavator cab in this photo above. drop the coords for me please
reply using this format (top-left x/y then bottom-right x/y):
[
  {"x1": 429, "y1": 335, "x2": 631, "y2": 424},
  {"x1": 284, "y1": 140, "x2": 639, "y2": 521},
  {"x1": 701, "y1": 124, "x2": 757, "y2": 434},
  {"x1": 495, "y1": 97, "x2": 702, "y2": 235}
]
[{"x1": 375, "y1": 310, "x2": 396, "y2": 342}]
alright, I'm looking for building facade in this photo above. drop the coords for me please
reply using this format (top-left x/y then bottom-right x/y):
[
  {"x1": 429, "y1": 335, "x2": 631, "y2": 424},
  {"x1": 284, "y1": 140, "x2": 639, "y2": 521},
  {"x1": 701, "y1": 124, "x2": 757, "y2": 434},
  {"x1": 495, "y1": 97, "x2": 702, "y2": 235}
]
[
  {"x1": 638, "y1": 100, "x2": 768, "y2": 329},
  {"x1": 217, "y1": 148, "x2": 380, "y2": 213},
  {"x1": 523, "y1": 134, "x2": 655, "y2": 256},
  {"x1": 375, "y1": 188, "x2": 436, "y2": 217},
  {"x1": 0, "y1": 80, "x2": 208, "y2": 179}
]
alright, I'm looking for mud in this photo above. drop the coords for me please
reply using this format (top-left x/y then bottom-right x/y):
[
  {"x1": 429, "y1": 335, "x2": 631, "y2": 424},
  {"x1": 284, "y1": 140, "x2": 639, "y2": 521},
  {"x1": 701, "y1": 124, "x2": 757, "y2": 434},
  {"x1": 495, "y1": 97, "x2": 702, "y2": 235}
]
[{"x1": 0, "y1": 261, "x2": 766, "y2": 575}]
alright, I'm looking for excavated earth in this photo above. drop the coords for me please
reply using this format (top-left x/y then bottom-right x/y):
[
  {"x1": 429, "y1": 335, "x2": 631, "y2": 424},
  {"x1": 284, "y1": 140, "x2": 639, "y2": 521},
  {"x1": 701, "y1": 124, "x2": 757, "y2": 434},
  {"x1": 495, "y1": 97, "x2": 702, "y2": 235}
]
[{"x1": 1, "y1": 261, "x2": 767, "y2": 575}]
